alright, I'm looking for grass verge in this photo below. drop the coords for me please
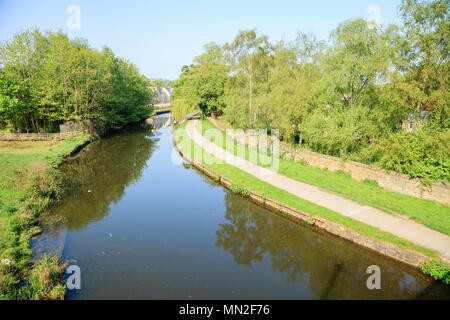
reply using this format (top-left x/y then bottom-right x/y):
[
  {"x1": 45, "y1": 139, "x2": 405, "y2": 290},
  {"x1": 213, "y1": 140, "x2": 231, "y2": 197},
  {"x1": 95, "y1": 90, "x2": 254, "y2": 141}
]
[
  {"x1": 196, "y1": 119, "x2": 450, "y2": 236},
  {"x1": 0, "y1": 135, "x2": 92, "y2": 300}
]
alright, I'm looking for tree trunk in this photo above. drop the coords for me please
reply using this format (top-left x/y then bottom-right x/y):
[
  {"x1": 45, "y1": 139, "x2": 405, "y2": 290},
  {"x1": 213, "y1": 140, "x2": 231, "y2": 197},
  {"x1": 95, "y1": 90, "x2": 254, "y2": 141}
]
[{"x1": 249, "y1": 72, "x2": 253, "y2": 128}]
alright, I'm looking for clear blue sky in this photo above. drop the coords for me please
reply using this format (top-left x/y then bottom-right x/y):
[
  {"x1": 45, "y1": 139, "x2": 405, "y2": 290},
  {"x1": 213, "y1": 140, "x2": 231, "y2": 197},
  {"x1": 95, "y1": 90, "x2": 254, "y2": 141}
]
[{"x1": 0, "y1": 0, "x2": 402, "y2": 80}]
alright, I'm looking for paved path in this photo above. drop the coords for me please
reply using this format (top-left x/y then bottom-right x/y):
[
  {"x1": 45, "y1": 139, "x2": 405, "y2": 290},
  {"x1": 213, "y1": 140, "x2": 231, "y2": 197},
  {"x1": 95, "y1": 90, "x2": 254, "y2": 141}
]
[{"x1": 186, "y1": 120, "x2": 450, "y2": 261}]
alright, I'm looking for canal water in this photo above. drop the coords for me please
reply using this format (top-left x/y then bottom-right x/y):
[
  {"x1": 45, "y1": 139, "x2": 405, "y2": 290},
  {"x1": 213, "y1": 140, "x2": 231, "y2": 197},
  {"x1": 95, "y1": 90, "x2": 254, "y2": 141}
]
[{"x1": 32, "y1": 115, "x2": 449, "y2": 299}]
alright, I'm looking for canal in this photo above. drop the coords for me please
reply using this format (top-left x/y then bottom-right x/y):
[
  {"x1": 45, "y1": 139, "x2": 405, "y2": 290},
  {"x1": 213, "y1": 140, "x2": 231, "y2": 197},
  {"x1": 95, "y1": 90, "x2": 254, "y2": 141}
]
[{"x1": 32, "y1": 115, "x2": 450, "y2": 299}]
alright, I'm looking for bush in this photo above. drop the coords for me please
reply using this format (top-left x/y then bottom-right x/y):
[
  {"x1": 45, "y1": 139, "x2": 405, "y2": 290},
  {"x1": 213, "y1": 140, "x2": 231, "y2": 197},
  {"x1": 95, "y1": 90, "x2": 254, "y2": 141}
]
[
  {"x1": 230, "y1": 183, "x2": 250, "y2": 196},
  {"x1": 421, "y1": 261, "x2": 450, "y2": 284},
  {"x1": 301, "y1": 106, "x2": 381, "y2": 157},
  {"x1": 360, "y1": 127, "x2": 450, "y2": 184}
]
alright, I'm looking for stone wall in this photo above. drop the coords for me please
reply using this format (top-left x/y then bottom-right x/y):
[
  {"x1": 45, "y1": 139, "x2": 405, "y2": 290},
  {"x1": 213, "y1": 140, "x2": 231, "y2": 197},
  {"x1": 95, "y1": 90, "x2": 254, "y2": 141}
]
[
  {"x1": 283, "y1": 148, "x2": 449, "y2": 205},
  {"x1": 59, "y1": 121, "x2": 85, "y2": 133},
  {"x1": 0, "y1": 131, "x2": 81, "y2": 141}
]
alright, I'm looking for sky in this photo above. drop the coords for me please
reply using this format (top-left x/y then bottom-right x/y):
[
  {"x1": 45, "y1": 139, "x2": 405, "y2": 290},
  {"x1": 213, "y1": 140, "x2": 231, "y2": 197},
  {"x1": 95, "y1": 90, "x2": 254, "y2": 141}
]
[{"x1": 0, "y1": 0, "x2": 403, "y2": 80}]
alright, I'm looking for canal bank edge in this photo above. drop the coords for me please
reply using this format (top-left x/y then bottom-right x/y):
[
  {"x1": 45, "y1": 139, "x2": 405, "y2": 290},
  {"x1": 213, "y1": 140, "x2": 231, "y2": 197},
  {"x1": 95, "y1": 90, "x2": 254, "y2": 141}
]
[
  {"x1": 173, "y1": 134, "x2": 446, "y2": 275},
  {"x1": 0, "y1": 135, "x2": 93, "y2": 299}
]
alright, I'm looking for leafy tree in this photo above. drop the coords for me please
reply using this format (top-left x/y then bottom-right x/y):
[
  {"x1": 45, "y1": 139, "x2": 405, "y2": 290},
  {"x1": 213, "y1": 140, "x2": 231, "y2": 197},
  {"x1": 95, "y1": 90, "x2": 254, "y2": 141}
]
[
  {"x1": 0, "y1": 29, "x2": 153, "y2": 134},
  {"x1": 396, "y1": 0, "x2": 449, "y2": 128},
  {"x1": 302, "y1": 106, "x2": 381, "y2": 157},
  {"x1": 0, "y1": 28, "x2": 46, "y2": 132},
  {"x1": 172, "y1": 43, "x2": 228, "y2": 120},
  {"x1": 321, "y1": 19, "x2": 399, "y2": 109},
  {"x1": 223, "y1": 30, "x2": 273, "y2": 128},
  {"x1": 171, "y1": 0, "x2": 449, "y2": 182}
]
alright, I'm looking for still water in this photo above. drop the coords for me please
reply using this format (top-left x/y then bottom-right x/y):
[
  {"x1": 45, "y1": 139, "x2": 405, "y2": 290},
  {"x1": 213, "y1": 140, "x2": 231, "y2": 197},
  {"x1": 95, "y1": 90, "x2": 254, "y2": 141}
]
[{"x1": 32, "y1": 115, "x2": 449, "y2": 299}]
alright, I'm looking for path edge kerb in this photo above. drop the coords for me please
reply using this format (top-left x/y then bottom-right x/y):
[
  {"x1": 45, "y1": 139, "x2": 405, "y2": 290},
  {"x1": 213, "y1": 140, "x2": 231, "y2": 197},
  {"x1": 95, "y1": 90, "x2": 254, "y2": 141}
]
[{"x1": 173, "y1": 139, "x2": 435, "y2": 270}]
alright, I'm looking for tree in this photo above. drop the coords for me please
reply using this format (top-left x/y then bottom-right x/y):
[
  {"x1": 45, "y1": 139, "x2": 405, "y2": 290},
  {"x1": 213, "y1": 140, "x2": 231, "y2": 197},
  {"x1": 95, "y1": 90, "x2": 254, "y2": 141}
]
[
  {"x1": 267, "y1": 34, "x2": 325, "y2": 142},
  {"x1": 321, "y1": 19, "x2": 399, "y2": 109},
  {"x1": 0, "y1": 29, "x2": 153, "y2": 134},
  {"x1": 223, "y1": 30, "x2": 273, "y2": 128},
  {"x1": 396, "y1": 0, "x2": 449, "y2": 128},
  {"x1": 170, "y1": 4, "x2": 449, "y2": 182},
  {"x1": 0, "y1": 28, "x2": 46, "y2": 132},
  {"x1": 172, "y1": 43, "x2": 228, "y2": 120}
]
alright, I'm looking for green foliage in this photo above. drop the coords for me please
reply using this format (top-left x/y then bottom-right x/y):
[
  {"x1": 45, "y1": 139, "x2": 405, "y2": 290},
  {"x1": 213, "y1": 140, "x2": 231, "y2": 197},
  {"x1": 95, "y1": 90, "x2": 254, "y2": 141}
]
[
  {"x1": 223, "y1": 30, "x2": 274, "y2": 129},
  {"x1": 172, "y1": 98, "x2": 197, "y2": 122},
  {"x1": 172, "y1": 42, "x2": 228, "y2": 120},
  {"x1": 230, "y1": 183, "x2": 250, "y2": 196},
  {"x1": 358, "y1": 127, "x2": 450, "y2": 183},
  {"x1": 0, "y1": 135, "x2": 91, "y2": 299},
  {"x1": 26, "y1": 255, "x2": 67, "y2": 300},
  {"x1": 0, "y1": 165, "x2": 65, "y2": 299},
  {"x1": 334, "y1": 170, "x2": 352, "y2": 178},
  {"x1": 149, "y1": 79, "x2": 175, "y2": 88},
  {"x1": 421, "y1": 260, "x2": 450, "y2": 284},
  {"x1": 362, "y1": 179, "x2": 379, "y2": 187},
  {"x1": 397, "y1": 0, "x2": 449, "y2": 129},
  {"x1": 301, "y1": 106, "x2": 381, "y2": 157},
  {"x1": 172, "y1": 0, "x2": 449, "y2": 183},
  {"x1": 0, "y1": 29, "x2": 153, "y2": 134}
]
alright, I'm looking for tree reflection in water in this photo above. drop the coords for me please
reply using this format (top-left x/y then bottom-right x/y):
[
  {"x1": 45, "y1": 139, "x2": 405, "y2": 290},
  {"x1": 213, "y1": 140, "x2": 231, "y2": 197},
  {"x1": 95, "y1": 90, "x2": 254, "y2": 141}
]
[
  {"x1": 216, "y1": 191, "x2": 449, "y2": 299},
  {"x1": 35, "y1": 123, "x2": 449, "y2": 300},
  {"x1": 48, "y1": 128, "x2": 159, "y2": 232}
]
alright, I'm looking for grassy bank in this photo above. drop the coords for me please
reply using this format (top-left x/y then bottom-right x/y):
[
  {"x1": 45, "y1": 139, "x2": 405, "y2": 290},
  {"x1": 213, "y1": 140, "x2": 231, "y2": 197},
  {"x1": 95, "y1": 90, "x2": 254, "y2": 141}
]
[
  {"x1": 196, "y1": 119, "x2": 450, "y2": 236},
  {"x1": 0, "y1": 135, "x2": 92, "y2": 299},
  {"x1": 175, "y1": 121, "x2": 450, "y2": 283}
]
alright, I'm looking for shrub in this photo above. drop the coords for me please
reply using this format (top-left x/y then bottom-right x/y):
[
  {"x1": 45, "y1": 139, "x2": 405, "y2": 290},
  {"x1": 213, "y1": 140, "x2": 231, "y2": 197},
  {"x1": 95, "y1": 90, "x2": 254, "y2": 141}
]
[
  {"x1": 301, "y1": 106, "x2": 381, "y2": 157},
  {"x1": 230, "y1": 183, "x2": 250, "y2": 196},
  {"x1": 363, "y1": 128, "x2": 450, "y2": 184},
  {"x1": 421, "y1": 260, "x2": 450, "y2": 284}
]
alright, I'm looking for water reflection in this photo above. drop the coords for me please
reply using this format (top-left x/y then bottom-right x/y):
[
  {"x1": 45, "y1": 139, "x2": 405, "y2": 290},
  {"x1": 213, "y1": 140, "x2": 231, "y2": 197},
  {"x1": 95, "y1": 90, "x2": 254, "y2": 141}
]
[
  {"x1": 32, "y1": 120, "x2": 449, "y2": 299},
  {"x1": 216, "y1": 192, "x2": 449, "y2": 299},
  {"x1": 54, "y1": 128, "x2": 159, "y2": 231}
]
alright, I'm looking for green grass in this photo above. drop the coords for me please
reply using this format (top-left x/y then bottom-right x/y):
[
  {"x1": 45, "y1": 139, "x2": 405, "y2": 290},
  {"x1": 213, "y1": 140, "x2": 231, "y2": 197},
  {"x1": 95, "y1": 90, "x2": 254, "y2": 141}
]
[
  {"x1": 0, "y1": 135, "x2": 92, "y2": 218},
  {"x1": 175, "y1": 121, "x2": 438, "y2": 259},
  {"x1": 0, "y1": 134, "x2": 92, "y2": 299},
  {"x1": 26, "y1": 255, "x2": 67, "y2": 300},
  {"x1": 196, "y1": 119, "x2": 450, "y2": 236},
  {"x1": 0, "y1": 140, "x2": 58, "y2": 153}
]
